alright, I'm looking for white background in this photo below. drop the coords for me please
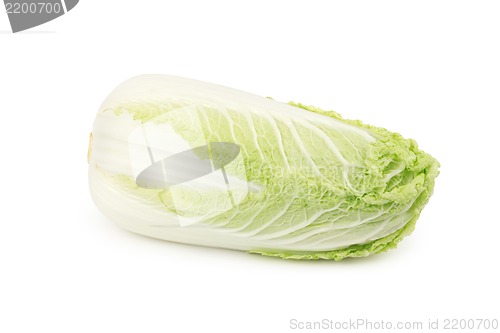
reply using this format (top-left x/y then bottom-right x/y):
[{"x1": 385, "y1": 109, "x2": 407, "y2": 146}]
[{"x1": 1, "y1": 1, "x2": 499, "y2": 332}]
